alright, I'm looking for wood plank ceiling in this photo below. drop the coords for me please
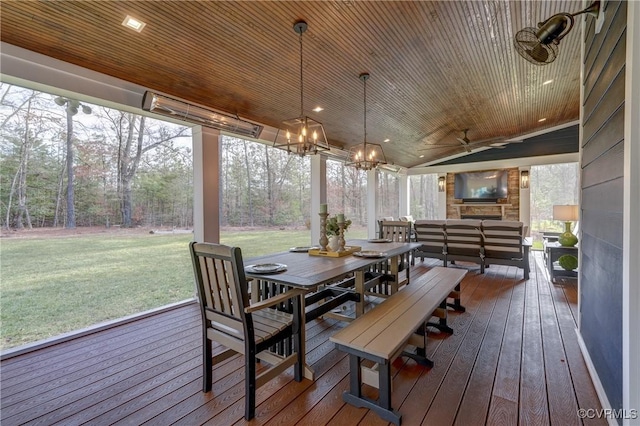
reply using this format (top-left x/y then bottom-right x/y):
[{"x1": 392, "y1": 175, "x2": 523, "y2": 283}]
[{"x1": 0, "y1": 1, "x2": 585, "y2": 168}]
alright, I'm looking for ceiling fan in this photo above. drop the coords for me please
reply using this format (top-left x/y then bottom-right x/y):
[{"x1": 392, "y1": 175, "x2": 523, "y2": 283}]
[{"x1": 419, "y1": 129, "x2": 520, "y2": 153}]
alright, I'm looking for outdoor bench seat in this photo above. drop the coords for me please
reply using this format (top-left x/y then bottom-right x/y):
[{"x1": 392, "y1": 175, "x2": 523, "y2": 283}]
[{"x1": 329, "y1": 266, "x2": 467, "y2": 425}]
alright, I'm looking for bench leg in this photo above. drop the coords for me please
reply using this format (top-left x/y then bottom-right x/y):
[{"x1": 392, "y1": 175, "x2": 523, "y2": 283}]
[
  {"x1": 348, "y1": 354, "x2": 362, "y2": 397},
  {"x1": 342, "y1": 355, "x2": 402, "y2": 425},
  {"x1": 446, "y1": 283, "x2": 466, "y2": 312},
  {"x1": 402, "y1": 323, "x2": 434, "y2": 367},
  {"x1": 379, "y1": 363, "x2": 393, "y2": 410},
  {"x1": 428, "y1": 301, "x2": 454, "y2": 334}
]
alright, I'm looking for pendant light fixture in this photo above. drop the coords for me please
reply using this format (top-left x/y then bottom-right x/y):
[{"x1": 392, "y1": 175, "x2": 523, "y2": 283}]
[
  {"x1": 347, "y1": 73, "x2": 386, "y2": 170},
  {"x1": 273, "y1": 20, "x2": 330, "y2": 156}
]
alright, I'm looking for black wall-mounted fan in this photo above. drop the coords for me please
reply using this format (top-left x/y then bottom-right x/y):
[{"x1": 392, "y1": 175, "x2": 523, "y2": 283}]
[{"x1": 514, "y1": 1, "x2": 600, "y2": 65}]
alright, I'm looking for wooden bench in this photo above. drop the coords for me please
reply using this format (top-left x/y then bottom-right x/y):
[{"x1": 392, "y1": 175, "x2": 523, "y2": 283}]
[{"x1": 329, "y1": 267, "x2": 467, "y2": 425}]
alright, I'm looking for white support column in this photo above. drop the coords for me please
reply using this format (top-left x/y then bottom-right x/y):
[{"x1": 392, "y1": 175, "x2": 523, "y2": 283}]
[
  {"x1": 193, "y1": 126, "x2": 221, "y2": 243},
  {"x1": 623, "y1": 1, "x2": 640, "y2": 420},
  {"x1": 519, "y1": 166, "x2": 531, "y2": 235},
  {"x1": 367, "y1": 169, "x2": 379, "y2": 238},
  {"x1": 438, "y1": 173, "x2": 447, "y2": 219},
  {"x1": 310, "y1": 155, "x2": 327, "y2": 245},
  {"x1": 399, "y1": 172, "x2": 410, "y2": 218}
]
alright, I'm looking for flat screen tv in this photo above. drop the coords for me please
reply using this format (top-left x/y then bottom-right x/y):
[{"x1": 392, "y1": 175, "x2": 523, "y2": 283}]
[{"x1": 454, "y1": 170, "x2": 508, "y2": 202}]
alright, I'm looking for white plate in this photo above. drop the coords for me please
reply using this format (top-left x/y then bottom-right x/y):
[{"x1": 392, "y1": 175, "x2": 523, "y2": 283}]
[
  {"x1": 289, "y1": 247, "x2": 311, "y2": 252},
  {"x1": 245, "y1": 263, "x2": 287, "y2": 274},
  {"x1": 353, "y1": 250, "x2": 387, "y2": 258},
  {"x1": 367, "y1": 238, "x2": 392, "y2": 243}
]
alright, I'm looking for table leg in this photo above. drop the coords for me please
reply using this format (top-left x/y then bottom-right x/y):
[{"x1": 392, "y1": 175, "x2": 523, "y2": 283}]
[
  {"x1": 298, "y1": 292, "x2": 315, "y2": 380},
  {"x1": 255, "y1": 278, "x2": 315, "y2": 380},
  {"x1": 392, "y1": 257, "x2": 398, "y2": 294},
  {"x1": 355, "y1": 270, "x2": 366, "y2": 317}
]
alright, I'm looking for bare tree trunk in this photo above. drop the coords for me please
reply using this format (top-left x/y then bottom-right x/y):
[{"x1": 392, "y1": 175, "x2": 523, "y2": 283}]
[
  {"x1": 243, "y1": 140, "x2": 254, "y2": 226},
  {"x1": 114, "y1": 114, "x2": 185, "y2": 227},
  {"x1": 119, "y1": 114, "x2": 144, "y2": 227},
  {"x1": 65, "y1": 111, "x2": 76, "y2": 228},
  {"x1": 264, "y1": 144, "x2": 273, "y2": 226},
  {"x1": 53, "y1": 160, "x2": 66, "y2": 227},
  {"x1": 122, "y1": 179, "x2": 133, "y2": 226},
  {"x1": 5, "y1": 161, "x2": 19, "y2": 229},
  {"x1": 3, "y1": 93, "x2": 37, "y2": 229},
  {"x1": 13, "y1": 97, "x2": 34, "y2": 229}
]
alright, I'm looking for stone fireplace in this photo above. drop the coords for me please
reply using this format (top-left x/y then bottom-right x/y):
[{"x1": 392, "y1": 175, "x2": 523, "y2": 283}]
[{"x1": 445, "y1": 168, "x2": 520, "y2": 221}]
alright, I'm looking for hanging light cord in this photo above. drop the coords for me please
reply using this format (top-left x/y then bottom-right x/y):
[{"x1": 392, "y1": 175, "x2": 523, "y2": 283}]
[
  {"x1": 363, "y1": 75, "x2": 367, "y2": 149},
  {"x1": 299, "y1": 29, "x2": 304, "y2": 118}
]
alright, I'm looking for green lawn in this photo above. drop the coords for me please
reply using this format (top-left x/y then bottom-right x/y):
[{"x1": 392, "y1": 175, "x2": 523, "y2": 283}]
[{"x1": 0, "y1": 227, "x2": 367, "y2": 350}]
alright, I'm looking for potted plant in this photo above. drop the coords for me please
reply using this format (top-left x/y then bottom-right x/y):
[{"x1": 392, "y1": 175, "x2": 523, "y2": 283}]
[{"x1": 326, "y1": 215, "x2": 352, "y2": 251}]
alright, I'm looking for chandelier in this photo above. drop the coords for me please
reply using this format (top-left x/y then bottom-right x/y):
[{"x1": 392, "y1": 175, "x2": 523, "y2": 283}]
[
  {"x1": 273, "y1": 20, "x2": 330, "y2": 156},
  {"x1": 347, "y1": 73, "x2": 386, "y2": 170}
]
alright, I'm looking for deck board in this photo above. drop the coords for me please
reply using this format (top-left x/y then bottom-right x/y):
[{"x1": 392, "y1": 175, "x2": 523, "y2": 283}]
[
  {"x1": 519, "y1": 263, "x2": 551, "y2": 425},
  {"x1": 0, "y1": 253, "x2": 606, "y2": 426},
  {"x1": 486, "y1": 263, "x2": 526, "y2": 425}
]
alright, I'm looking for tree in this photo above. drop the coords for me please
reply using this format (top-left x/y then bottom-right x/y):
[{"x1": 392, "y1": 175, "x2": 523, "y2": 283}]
[
  {"x1": 54, "y1": 97, "x2": 92, "y2": 228},
  {"x1": 103, "y1": 111, "x2": 189, "y2": 227},
  {"x1": 1, "y1": 86, "x2": 59, "y2": 229}
]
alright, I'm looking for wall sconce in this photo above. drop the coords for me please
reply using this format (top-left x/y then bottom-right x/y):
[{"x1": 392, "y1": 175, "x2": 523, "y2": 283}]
[
  {"x1": 520, "y1": 170, "x2": 530, "y2": 189},
  {"x1": 438, "y1": 176, "x2": 446, "y2": 192}
]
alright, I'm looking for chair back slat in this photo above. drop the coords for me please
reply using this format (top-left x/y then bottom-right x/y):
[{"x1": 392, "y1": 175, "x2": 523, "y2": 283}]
[
  {"x1": 190, "y1": 242, "x2": 248, "y2": 324},
  {"x1": 198, "y1": 257, "x2": 217, "y2": 310},
  {"x1": 215, "y1": 257, "x2": 236, "y2": 316}
]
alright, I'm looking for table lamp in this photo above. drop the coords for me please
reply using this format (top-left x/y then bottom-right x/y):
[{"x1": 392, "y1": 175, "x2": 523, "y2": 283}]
[{"x1": 553, "y1": 205, "x2": 579, "y2": 247}]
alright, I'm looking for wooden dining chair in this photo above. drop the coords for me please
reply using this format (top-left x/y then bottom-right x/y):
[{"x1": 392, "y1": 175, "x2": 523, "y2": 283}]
[
  {"x1": 189, "y1": 242, "x2": 305, "y2": 420},
  {"x1": 379, "y1": 220, "x2": 412, "y2": 243},
  {"x1": 376, "y1": 220, "x2": 413, "y2": 291}
]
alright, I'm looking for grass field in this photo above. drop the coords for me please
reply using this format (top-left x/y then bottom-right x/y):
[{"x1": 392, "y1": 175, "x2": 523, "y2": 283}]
[{"x1": 0, "y1": 227, "x2": 367, "y2": 350}]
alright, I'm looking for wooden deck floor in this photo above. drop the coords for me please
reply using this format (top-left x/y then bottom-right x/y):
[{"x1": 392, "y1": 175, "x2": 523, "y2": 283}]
[{"x1": 0, "y1": 252, "x2": 605, "y2": 425}]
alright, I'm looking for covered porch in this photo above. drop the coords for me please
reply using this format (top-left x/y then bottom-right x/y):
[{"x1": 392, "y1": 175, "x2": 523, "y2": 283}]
[{"x1": 0, "y1": 253, "x2": 604, "y2": 425}]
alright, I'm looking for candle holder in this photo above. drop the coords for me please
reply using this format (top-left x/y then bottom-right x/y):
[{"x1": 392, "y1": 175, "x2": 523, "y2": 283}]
[
  {"x1": 337, "y1": 220, "x2": 346, "y2": 252},
  {"x1": 319, "y1": 212, "x2": 329, "y2": 251}
]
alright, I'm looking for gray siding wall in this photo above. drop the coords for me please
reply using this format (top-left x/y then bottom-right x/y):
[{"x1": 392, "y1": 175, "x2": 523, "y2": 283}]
[{"x1": 580, "y1": 0, "x2": 626, "y2": 414}]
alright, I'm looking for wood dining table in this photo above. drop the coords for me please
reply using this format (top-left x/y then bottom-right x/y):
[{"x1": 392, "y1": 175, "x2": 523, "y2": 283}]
[{"x1": 244, "y1": 239, "x2": 421, "y2": 380}]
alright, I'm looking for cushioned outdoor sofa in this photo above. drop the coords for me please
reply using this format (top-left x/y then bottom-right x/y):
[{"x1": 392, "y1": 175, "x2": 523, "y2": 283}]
[{"x1": 413, "y1": 219, "x2": 530, "y2": 279}]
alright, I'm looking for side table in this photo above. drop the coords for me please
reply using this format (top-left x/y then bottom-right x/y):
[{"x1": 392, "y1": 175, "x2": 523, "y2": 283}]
[{"x1": 545, "y1": 242, "x2": 578, "y2": 283}]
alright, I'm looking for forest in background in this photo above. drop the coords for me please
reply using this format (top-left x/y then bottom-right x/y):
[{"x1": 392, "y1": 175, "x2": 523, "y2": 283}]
[
  {"x1": 1, "y1": 84, "x2": 192, "y2": 230},
  {"x1": 2, "y1": 83, "x2": 438, "y2": 232}
]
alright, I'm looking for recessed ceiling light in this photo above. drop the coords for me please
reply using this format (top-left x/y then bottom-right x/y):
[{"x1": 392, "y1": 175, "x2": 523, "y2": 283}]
[
  {"x1": 543, "y1": 79, "x2": 554, "y2": 85},
  {"x1": 538, "y1": 117, "x2": 547, "y2": 122},
  {"x1": 419, "y1": 154, "x2": 424, "y2": 158},
  {"x1": 383, "y1": 138, "x2": 390, "y2": 143},
  {"x1": 122, "y1": 15, "x2": 146, "y2": 32},
  {"x1": 312, "y1": 106, "x2": 324, "y2": 112}
]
